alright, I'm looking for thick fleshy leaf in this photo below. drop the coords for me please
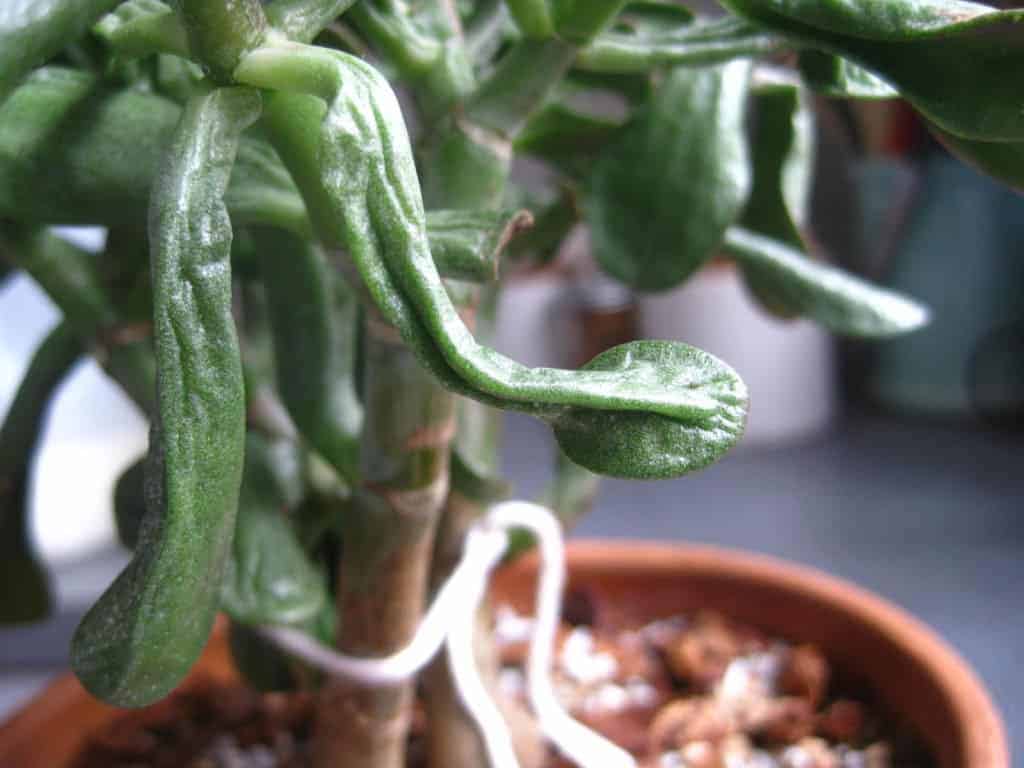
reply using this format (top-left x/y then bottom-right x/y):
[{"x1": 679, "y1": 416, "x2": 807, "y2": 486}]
[
  {"x1": 720, "y1": 0, "x2": 1024, "y2": 141},
  {"x1": 578, "y1": 13, "x2": 780, "y2": 73},
  {"x1": 723, "y1": 227, "x2": 929, "y2": 338},
  {"x1": 931, "y1": 127, "x2": 1024, "y2": 194},
  {"x1": 221, "y1": 434, "x2": 326, "y2": 626},
  {"x1": 553, "y1": 341, "x2": 748, "y2": 479},
  {"x1": 588, "y1": 60, "x2": 752, "y2": 292},
  {"x1": 72, "y1": 86, "x2": 257, "y2": 708},
  {"x1": 240, "y1": 46, "x2": 749, "y2": 479},
  {"x1": 739, "y1": 75, "x2": 815, "y2": 317},
  {"x1": 0, "y1": 0, "x2": 120, "y2": 104},
  {"x1": 258, "y1": 230, "x2": 362, "y2": 484},
  {"x1": 798, "y1": 51, "x2": 898, "y2": 100}
]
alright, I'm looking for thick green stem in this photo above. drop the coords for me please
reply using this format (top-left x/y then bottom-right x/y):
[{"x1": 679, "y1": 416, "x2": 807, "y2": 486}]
[
  {"x1": 173, "y1": 0, "x2": 267, "y2": 83},
  {"x1": 314, "y1": 316, "x2": 454, "y2": 768}
]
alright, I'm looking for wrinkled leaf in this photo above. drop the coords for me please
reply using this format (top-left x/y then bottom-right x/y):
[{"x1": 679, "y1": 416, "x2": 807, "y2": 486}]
[
  {"x1": 739, "y1": 75, "x2": 815, "y2": 317},
  {"x1": 221, "y1": 434, "x2": 326, "y2": 626},
  {"x1": 723, "y1": 227, "x2": 929, "y2": 338},
  {"x1": 71, "y1": 86, "x2": 257, "y2": 708},
  {"x1": 721, "y1": 0, "x2": 1024, "y2": 141},
  {"x1": 589, "y1": 60, "x2": 752, "y2": 292},
  {"x1": 241, "y1": 46, "x2": 750, "y2": 479},
  {"x1": 553, "y1": 341, "x2": 748, "y2": 479},
  {"x1": 798, "y1": 51, "x2": 898, "y2": 100}
]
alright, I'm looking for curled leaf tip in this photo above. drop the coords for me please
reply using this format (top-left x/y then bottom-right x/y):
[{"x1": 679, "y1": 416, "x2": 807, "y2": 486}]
[{"x1": 552, "y1": 341, "x2": 749, "y2": 480}]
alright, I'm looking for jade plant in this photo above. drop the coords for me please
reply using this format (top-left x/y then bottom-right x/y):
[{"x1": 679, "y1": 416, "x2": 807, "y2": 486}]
[{"x1": 1, "y1": 0, "x2": 1021, "y2": 766}]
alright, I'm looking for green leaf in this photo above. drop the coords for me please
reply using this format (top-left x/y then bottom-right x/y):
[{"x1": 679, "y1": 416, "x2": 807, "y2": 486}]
[
  {"x1": 723, "y1": 227, "x2": 929, "y2": 338},
  {"x1": 239, "y1": 45, "x2": 750, "y2": 479},
  {"x1": 739, "y1": 74, "x2": 815, "y2": 317},
  {"x1": 0, "y1": 0, "x2": 120, "y2": 104},
  {"x1": 930, "y1": 127, "x2": 1024, "y2": 195},
  {"x1": 589, "y1": 60, "x2": 752, "y2": 292},
  {"x1": 258, "y1": 229, "x2": 362, "y2": 484},
  {"x1": 515, "y1": 94, "x2": 625, "y2": 172},
  {"x1": 578, "y1": 13, "x2": 780, "y2": 74},
  {"x1": 72, "y1": 86, "x2": 258, "y2": 708},
  {"x1": 720, "y1": 0, "x2": 1024, "y2": 141},
  {"x1": 424, "y1": 209, "x2": 534, "y2": 283},
  {"x1": 265, "y1": 0, "x2": 358, "y2": 43},
  {"x1": 221, "y1": 434, "x2": 326, "y2": 626},
  {"x1": 553, "y1": 341, "x2": 748, "y2": 479},
  {"x1": 798, "y1": 51, "x2": 898, "y2": 100}
]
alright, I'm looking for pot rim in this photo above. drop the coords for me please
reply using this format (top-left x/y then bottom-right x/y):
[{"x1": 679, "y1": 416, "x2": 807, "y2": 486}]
[
  {"x1": 540, "y1": 540, "x2": 1008, "y2": 768},
  {"x1": 0, "y1": 540, "x2": 1008, "y2": 768}
]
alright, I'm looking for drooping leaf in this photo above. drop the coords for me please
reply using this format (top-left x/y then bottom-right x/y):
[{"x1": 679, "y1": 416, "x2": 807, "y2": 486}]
[
  {"x1": 221, "y1": 434, "x2": 326, "y2": 626},
  {"x1": 723, "y1": 227, "x2": 929, "y2": 338},
  {"x1": 739, "y1": 74, "x2": 815, "y2": 317},
  {"x1": 71, "y1": 86, "x2": 257, "y2": 708},
  {"x1": 588, "y1": 60, "x2": 752, "y2": 292},
  {"x1": 242, "y1": 47, "x2": 750, "y2": 479},
  {"x1": 720, "y1": 0, "x2": 1024, "y2": 141},
  {"x1": 798, "y1": 51, "x2": 898, "y2": 100}
]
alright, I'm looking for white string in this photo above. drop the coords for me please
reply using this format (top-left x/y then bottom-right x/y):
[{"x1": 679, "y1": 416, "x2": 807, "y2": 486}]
[
  {"x1": 258, "y1": 525, "x2": 507, "y2": 686},
  {"x1": 258, "y1": 500, "x2": 637, "y2": 768},
  {"x1": 485, "y1": 502, "x2": 637, "y2": 768},
  {"x1": 445, "y1": 526, "x2": 520, "y2": 768}
]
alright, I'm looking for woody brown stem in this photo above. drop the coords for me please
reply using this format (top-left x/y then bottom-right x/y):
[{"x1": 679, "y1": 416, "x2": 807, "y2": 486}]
[{"x1": 313, "y1": 315, "x2": 455, "y2": 768}]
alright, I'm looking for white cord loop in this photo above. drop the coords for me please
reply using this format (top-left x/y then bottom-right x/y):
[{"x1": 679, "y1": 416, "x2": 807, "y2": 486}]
[{"x1": 259, "y1": 500, "x2": 638, "y2": 768}]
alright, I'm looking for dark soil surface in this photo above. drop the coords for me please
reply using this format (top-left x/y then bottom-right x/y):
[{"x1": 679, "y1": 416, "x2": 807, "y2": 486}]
[{"x1": 74, "y1": 601, "x2": 934, "y2": 768}]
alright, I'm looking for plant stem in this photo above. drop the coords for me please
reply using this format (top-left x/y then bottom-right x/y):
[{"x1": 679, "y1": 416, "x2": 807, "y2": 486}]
[
  {"x1": 313, "y1": 314, "x2": 455, "y2": 768},
  {"x1": 173, "y1": 0, "x2": 267, "y2": 83}
]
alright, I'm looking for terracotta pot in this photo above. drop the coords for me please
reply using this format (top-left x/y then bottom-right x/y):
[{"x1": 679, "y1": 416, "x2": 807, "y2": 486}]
[{"x1": 0, "y1": 542, "x2": 1007, "y2": 768}]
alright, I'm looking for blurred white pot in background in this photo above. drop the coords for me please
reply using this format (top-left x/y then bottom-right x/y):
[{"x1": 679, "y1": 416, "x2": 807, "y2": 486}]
[{"x1": 640, "y1": 265, "x2": 836, "y2": 446}]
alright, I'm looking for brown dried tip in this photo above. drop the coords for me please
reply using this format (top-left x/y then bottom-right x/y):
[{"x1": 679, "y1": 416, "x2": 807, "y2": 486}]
[{"x1": 779, "y1": 644, "x2": 830, "y2": 706}]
